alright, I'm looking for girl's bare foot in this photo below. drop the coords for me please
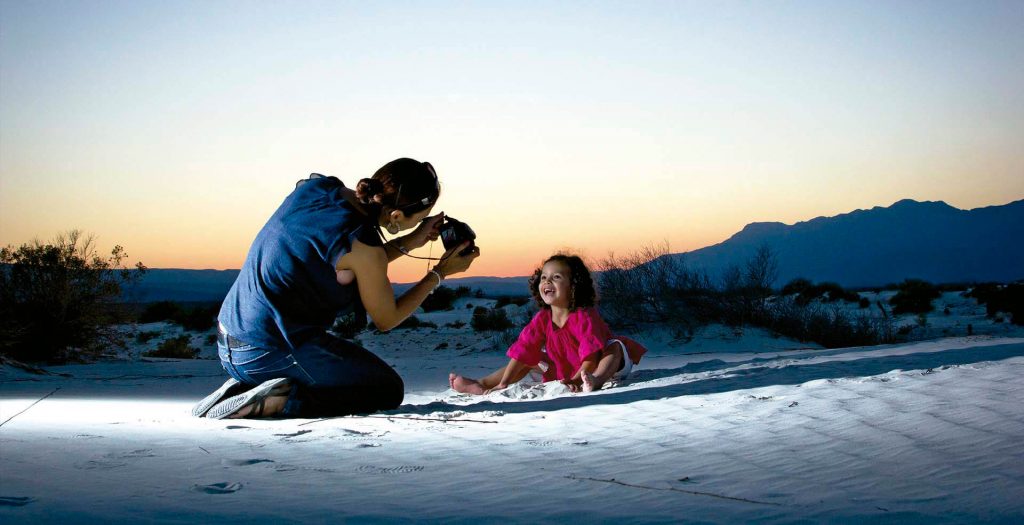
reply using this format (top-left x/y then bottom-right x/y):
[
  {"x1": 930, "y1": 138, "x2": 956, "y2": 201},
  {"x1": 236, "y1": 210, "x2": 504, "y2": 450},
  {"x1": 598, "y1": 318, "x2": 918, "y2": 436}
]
[
  {"x1": 580, "y1": 371, "x2": 598, "y2": 393},
  {"x1": 449, "y1": 373, "x2": 486, "y2": 395}
]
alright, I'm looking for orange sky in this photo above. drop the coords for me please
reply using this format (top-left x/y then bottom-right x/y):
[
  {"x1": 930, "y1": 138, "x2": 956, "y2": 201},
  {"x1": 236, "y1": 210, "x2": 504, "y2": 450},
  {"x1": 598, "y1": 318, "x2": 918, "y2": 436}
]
[{"x1": 2, "y1": 3, "x2": 1023, "y2": 284}]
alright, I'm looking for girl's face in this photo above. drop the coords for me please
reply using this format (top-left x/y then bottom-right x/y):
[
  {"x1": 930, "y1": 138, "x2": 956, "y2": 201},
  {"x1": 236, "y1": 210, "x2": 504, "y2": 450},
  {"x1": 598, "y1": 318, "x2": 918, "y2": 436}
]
[{"x1": 538, "y1": 260, "x2": 572, "y2": 308}]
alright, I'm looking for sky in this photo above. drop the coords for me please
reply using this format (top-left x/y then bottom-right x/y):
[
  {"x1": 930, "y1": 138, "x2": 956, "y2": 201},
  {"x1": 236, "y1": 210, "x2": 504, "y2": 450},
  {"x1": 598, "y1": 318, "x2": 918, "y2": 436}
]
[{"x1": 2, "y1": 1, "x2": 1022, "y2": 283}]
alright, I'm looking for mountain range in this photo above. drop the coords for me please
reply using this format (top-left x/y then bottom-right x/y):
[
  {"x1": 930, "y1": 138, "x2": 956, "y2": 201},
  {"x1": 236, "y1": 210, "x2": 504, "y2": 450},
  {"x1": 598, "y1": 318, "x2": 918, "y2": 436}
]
[{"x1": 126, "y1": 198, "x2": 1023, "y2": 302}]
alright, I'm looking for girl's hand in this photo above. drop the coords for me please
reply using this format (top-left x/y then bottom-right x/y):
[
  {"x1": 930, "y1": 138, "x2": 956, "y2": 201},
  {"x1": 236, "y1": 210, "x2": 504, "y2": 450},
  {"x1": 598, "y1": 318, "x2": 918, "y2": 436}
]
[
  {"x1": 432, "y1": 241, "x2": 480, "y2": 278},
  {"x1": 405, "y1": 213, "x2": 445, "y2": 250},
  {"x1": 561, "y1": 378, "x2": 582, "y2": 393},
  {"x1": 484, "y1": 383, "x2": 508, "y2": 395}
]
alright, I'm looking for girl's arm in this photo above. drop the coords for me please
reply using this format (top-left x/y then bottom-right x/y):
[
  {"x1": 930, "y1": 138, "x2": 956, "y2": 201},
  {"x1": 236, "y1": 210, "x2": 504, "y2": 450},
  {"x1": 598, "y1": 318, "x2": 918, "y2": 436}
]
[
  {"x1": 340, "y1": 238, "x2": 476, "y2": 331},
  {"x1": 564, "y1": 355, "x2": 599, "y2": 388},
  {"x1": 485, "y1": 358, "x2": 532, "y2": 393}
]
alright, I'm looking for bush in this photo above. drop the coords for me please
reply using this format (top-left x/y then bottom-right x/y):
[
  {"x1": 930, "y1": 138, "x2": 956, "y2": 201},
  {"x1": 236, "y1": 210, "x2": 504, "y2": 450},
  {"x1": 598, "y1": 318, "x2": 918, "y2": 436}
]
[
  {"x1": 765, "y1": 299, "x2": 894, "y2": 348},
  {"x1": 139, "y1": 301, "x2": 183, "y2": 323},
  {"x1": 0, "y1": 230, "x2": 146, "y2": 362},
  {"x1": 143, "y1": 335, "x2": 200, "y2": 359},
  {"x1": 967, "y1": 282, "x2": 1024, "y2": 325},
  {"x1": 421, "y1": 285, "x2": 458, "y2": 312},
  {"x1": 138, "y1": 301, "x2": 217, "y2": 332},
  {"x1": 471, "y1": 307, "x2": 514, "y2": 331},
  {"x1": 781, "y1": 278, "x2": 812, "y2": 296},
  {"x1": 890, "y1": 279, "x2": 940, "y2": 315},
  {"x1": 446, "y1": 320, "x2": 467, "y2": 329},
  {"x1": 135, "y1": 331, "x2": 160, "y2": 344},
  {"x1": 495, "y1": 296, "x2": 530, "y2": 308}
]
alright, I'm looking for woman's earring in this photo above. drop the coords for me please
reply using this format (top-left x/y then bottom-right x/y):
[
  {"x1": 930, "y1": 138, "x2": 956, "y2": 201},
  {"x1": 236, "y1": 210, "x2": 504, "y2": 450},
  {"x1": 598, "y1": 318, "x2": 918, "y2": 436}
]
[{"x1": 386, "y1": 221, "x2": 400, "y2": 235}]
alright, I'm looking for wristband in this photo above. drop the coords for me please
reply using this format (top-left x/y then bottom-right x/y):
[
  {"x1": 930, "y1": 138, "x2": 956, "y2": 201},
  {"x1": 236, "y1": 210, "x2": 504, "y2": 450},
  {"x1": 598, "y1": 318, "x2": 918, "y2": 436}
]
[{"x1": 428, "y1": 269, "x2": 444, "y2": 287}]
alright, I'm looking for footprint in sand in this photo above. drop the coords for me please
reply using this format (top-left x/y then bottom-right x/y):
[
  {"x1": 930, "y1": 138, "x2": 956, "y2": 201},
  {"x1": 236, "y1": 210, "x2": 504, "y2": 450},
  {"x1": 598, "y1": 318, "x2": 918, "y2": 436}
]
[
  {"x1": 273, "y1": 429, "x2": 313, "y2": 438},
  {"x1": 74, "y1": 449, "x2": 156, "y2": 470},
  {"x1": 221, "y1": 458, "x2": 275, "y2": 467},
  {"x1": 0, "y1": 496, "x2": 35, "y2": 507},
  {"x1": 192, "y1": 482, "x2": 243, "y2": 494},
  {"x1": 356, "y1": 465, "x2": 424, "y2": 474},
  {"x1": 225, "y1": 425, "x2": 251, "y2": 430}
]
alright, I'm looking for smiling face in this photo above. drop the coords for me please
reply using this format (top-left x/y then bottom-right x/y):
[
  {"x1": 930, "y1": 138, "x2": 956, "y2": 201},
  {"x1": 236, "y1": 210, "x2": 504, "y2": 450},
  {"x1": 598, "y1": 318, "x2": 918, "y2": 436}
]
[{"x1": 537, "y1": 260, "x2": 573, "y2": 309}]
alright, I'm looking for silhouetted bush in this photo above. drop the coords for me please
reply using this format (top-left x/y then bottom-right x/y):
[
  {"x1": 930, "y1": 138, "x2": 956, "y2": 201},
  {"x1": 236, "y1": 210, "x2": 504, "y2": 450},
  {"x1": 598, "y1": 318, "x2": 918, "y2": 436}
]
[
  {"x1": 144, "y1": 335, "x2": 199, "y2": 359},
  {"x1": 781, "y1": 278, "x2": 813, "y2": 296},
  {"x1": 495, "y1": 296, "x2": 530, "y2": 308},
  {"x1": 176, "y1": 305, "x2": 218, "y2": 332},
  {"x1": 890, "y1": 279, "x2": 940, "y2": 314},
  {"x1": 0, "y1": 230, "x2": 146, "y2": 363},
  {"x1": 421, "y1": 286, "x2": 457, "y2": 312},
  {"x1": 135, "y1": 331, "x2": 160, "y2": 344},
  {"x1": 765, "y1": 299, "x2": 894, "y2": 348},
  {"x1": 138, "y1": 301, "x2": 216, "y2": 332},
  {"x1": 471, "y1": 307, "x2": 514, "y2": 331},
  {"x1": 139, "y1": 301, "x2": 183, "y2": 323},
  {"x1": 967, "y1": 282, "x2": 1024, "y2": 326}
]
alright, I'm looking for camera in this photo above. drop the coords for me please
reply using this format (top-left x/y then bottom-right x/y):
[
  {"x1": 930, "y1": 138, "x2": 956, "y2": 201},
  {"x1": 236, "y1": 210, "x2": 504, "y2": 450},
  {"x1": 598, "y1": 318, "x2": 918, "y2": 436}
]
[{"x1": 439, "y1": 216, "x2": 476, "y2": 256}]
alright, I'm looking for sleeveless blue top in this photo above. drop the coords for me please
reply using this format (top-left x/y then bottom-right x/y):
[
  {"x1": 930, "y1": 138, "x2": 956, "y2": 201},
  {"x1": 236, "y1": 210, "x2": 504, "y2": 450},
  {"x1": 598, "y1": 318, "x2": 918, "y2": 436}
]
[{"x1": 218, "y1": 174, "x2": 383, "y2": 350}]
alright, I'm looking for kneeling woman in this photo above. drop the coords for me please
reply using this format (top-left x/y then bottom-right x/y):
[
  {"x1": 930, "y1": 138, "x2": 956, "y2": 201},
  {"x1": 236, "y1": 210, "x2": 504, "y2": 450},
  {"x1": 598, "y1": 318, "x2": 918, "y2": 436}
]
[{"x1": 194, "y1": 158, "x2": 478, "y2": 419}]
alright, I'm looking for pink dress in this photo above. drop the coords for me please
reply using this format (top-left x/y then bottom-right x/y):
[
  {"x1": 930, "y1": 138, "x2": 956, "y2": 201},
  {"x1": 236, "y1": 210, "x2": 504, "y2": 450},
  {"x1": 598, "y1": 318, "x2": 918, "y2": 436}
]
[{"x1": 506, "y1": 307, "x2": 647, "y2": 382}]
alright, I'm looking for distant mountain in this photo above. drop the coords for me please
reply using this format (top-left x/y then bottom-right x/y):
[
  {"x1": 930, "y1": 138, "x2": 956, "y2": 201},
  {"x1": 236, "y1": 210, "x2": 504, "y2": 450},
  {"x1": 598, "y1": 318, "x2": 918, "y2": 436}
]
[
  {"x1": 128, "y1": 198, "x2": 1023, "y2": 302},
  {"x1": 125, "y1": 269, "x2": 240, "y2": 303},
  {"x1": 670, "y1": 198, "x2": 1024, "y2": 288}
]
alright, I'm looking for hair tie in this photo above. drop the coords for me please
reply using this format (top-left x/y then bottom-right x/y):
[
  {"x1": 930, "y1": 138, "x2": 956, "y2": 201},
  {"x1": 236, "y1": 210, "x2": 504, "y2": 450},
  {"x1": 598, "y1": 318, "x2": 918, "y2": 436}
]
[{"x1": 356, "y1": 178, "x2": 385, "y2": 204}]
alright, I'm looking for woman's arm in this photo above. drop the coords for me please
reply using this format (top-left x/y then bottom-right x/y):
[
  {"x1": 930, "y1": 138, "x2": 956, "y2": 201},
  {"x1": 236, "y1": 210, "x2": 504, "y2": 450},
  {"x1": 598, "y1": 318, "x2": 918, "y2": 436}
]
[
  {"x1": 382, "y1": 213, "x2": 445, "y2": 263},
  {"x1": 340, "y1": 238, "x2": 477, "y2": 332}
]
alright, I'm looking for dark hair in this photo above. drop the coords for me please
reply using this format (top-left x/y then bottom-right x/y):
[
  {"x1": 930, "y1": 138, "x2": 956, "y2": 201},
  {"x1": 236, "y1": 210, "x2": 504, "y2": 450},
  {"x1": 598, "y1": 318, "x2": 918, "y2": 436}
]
[
  {"x1": 355, "y1": 158, "x2": 440, "y2": 214},
  {"x1": 528, "y1": 253, "x2": 597, "y2": 310}
]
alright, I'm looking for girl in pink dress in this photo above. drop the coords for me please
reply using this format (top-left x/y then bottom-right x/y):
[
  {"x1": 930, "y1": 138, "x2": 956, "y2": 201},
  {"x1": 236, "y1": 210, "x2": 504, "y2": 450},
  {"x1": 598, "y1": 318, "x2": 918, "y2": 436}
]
[{"x1": 450, "y1": 254, "x2": 646, "y2": 394}]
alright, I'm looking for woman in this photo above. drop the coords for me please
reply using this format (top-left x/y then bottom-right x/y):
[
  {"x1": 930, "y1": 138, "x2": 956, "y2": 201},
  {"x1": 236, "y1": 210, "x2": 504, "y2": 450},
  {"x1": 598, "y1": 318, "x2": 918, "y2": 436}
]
[{"x1": 193, "y1": 158, "x2": 479, "y2": 419}]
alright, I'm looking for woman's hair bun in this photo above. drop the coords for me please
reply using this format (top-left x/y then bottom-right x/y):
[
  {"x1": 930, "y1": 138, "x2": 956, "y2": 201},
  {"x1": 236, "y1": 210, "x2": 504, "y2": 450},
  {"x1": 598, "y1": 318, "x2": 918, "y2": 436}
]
[{"x1": 356, "y1": 178, "x2": 385, "y2": 204}]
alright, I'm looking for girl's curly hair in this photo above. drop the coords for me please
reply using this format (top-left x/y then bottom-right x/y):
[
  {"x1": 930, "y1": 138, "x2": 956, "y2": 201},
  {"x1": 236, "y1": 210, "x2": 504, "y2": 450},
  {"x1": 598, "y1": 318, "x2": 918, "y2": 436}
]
[{"x1": 528, "y1": 253, "x2": 597, "y2": 310}]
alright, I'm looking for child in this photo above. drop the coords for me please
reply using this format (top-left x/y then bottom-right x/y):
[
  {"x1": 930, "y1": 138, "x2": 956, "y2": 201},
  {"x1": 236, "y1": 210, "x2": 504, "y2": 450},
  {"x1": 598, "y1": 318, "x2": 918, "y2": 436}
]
[{"x1": 450, "y1": 254, "x2": 646, "y2": 394}]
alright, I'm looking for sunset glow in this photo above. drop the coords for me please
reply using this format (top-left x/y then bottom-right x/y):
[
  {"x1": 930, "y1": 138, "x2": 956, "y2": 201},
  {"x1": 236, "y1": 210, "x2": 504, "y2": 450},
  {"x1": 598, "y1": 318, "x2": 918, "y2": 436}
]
[{"x1": 2, "y1": 1, "x2": 1022, "y2": 283}]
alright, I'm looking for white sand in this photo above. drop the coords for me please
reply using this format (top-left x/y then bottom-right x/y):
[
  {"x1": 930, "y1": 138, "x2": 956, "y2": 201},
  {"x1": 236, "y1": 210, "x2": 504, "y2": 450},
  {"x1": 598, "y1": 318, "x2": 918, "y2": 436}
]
[{"x1": 2, "y1": 298, "x2": 1023, "y2": 523}]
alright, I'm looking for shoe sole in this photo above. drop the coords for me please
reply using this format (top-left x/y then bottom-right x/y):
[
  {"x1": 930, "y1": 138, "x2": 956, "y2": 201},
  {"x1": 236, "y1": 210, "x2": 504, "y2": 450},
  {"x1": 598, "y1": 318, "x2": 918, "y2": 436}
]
[
  {"x1": 191, "y1": 378, "x2": 246, "y2": 418},
  {"x1": 206, "y1": 378, "x2": 291, "y2": 419}
]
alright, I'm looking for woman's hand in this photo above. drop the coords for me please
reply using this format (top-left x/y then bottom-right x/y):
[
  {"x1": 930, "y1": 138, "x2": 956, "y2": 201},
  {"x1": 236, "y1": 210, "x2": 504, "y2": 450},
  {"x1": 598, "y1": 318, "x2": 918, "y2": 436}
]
[
  {"x1": 404, "y1": 213, "x2": 445, "y2": 251},
  {"x1": 432, "y1": 241, "x2": 480, "y2": 278}
]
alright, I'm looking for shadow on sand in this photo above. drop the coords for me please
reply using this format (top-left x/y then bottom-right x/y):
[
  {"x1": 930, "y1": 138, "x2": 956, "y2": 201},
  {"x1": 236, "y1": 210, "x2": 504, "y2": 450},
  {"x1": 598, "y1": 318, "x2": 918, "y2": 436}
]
[{"x1": 393, "y1": 341, "x2": 1024, "y2": 417}]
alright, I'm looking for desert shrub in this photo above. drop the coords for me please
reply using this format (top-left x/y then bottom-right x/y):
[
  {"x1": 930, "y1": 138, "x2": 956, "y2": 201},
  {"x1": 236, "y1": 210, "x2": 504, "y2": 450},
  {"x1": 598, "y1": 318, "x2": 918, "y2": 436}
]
[
  {"x1": 471, "y1": 306, "x2": 514, "y2": 331},
  {"x1": 597, "y1": 242, "x2": 719, "y2": 333},
  {"x1": 421, "y1": 285, "x2": 458, "y2": 312},
  {"x1": 967, "y1": 282, "x2": 1024, "y2": 325},
  {"x1": 765, "y1": 299, "x2": 894, "y2": 348},
  {"x1": 139, "y1": 301, "x2": 217, "y2": 332},
  {"x1": 0, "y1": 230, "x2": 146, "y2": 362},
  {"x1": 890, "y1": 279, "x2": 940, "y2": 315},
  {"x1": 858, "y1": 297, "x2": 871, "y2": 309},
  {"x1": 139, "y1": 301, "x2": 183, "y2": 323},
  {"x1": 781, "y1": 278, "x2": 812, "y2": 296},
  {"x1": 394, "y1": 315, "x2": 438, "y2": 330},
  {"x1": 144, "y1": 335, "x2": 199, "y2": 359},
  {"x1": 446, "y1": 320, "x2": 467, "y2": 329},
  {"x1": 791, "y1": 281, "x2": 859, "y2": 305},
  {"x1": 495, "y1": 296, "x2": 530, "y2": 308},
  {"x1": 135, "y1": 331, "x2": 160, "y2": 344},
  {"x1": 176, "y1": 305, "x2": 218, "y2": 332}
]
